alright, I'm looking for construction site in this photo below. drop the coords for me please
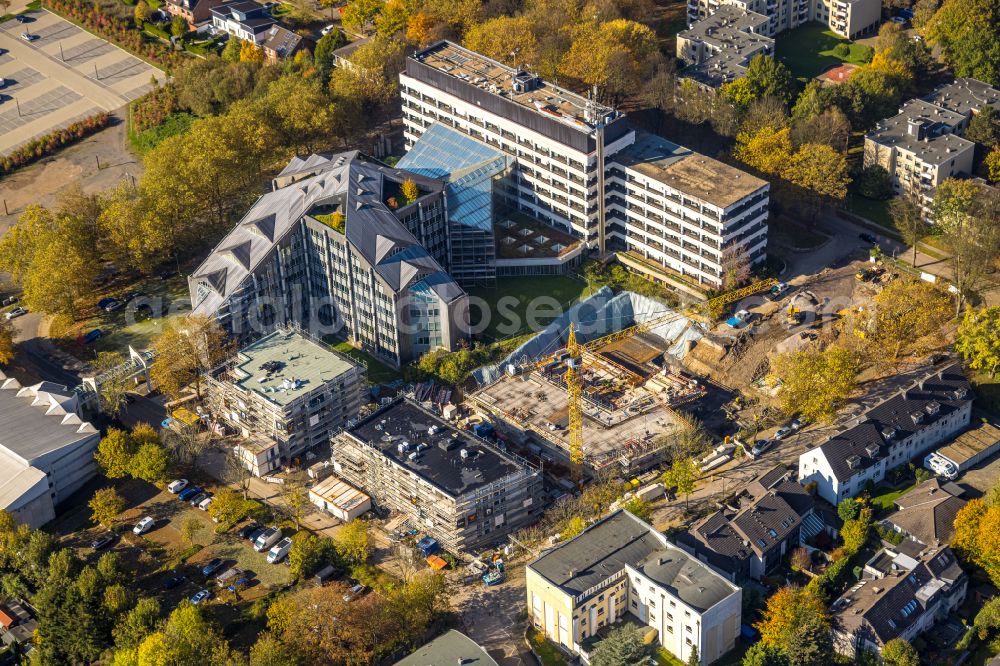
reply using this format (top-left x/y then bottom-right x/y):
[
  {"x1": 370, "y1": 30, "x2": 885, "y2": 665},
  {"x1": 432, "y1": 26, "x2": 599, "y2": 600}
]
[{"x1": 470, "y1": 282, "x2": 775, "y2": 476}]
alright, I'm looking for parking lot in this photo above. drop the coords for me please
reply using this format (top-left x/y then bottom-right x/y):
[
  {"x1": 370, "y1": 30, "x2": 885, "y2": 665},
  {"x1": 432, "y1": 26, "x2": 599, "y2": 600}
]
[{"x1": 0, "y1": 9, "x2": 164, "y2": 153}]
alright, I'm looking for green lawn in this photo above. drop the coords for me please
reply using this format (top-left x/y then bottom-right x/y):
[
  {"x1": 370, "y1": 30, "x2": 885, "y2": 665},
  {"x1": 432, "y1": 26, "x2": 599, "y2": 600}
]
[
  {"x1": 871, "y1": 482, "x2": 916, "y2": 511},
  {"x1": 331, "y1": 341, "x2": 401, "y2": 385},
  {"x1": 468, "y1": 275, "x2": 591, "y2": 342},
  {"x1": 775, "y1": 22, "x2": 873, "y2": 79},
  {"x1": 655, "y1": 647, "x2": 686, "y2": 666},
  {"x1": 972, "y1": 372, "x2": 1000, "y2": 416},
  {"x1": 847, "y1": 193, "x2": 894, "y2": 231}
]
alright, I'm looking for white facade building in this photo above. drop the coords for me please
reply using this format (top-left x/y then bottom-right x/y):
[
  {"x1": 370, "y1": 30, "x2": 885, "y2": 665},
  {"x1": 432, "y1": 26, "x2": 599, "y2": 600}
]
[
  {"x1": 0, "y1": 373, "x2": 100, "y2": 528},
  {"x1": 399, "y1": 41, "x2": 770, "y2": 290},
  {"x1": 526, "y1": 510, "x2": 741, "y2": 664},
  {"x1": 686, "y1": 0, "x2": 879, "y2": 39},
  {"x1": 799, "y1": 364, "x2": 972, "y2": 505}
]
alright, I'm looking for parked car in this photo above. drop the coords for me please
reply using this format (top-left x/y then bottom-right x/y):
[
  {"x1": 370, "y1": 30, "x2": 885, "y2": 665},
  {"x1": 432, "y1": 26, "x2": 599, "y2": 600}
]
[
  {"x1": 889, "y1": 15, "x2": 907, "y2": 23},
  {"x1": 790, "y1": 417, "x2": 803, "y2": 431},
  {"x1": 725, "y1": 309, "x2": 752, "y2": 328},
  {"x1": 343, "y1": 583, "x2": 368, "y2": 602},
  {"x1": 321, "y1": 24, "x2": 334, "y2": 35},
  {"x1": 190, "y1": 589, "x2": 212, "y2": 605},
  {"x1": 215, "y1": 567, "x2": 242, "y2": 586},
  {"x1": 167, "y1": 479, "x2": 189, "y2": 494},
  {"x1": 201, "y1": 558, "x2": 225, "y2": 577},
  {"x1": 15, "y1": 14, "x2": 28, "y2": 22},
  {"x1": 178, "y1": 486, "x2": 201, "y2": 502},
  {"x1": 767, "y1": 282, "x2": 789, "y2": 301},
  {"x1": 859, "y1": 232, "x2": 878, "y2": 244},
  {"x1": 5, "y1": 307, "x2": 27, "y2": 320},
  {"x1": 253, "y1": 527, "x2": 282, "y2": 553},
  {"x1": 82, "y1": 329, "x2": 103, "y2": 344},
  {"x1": 90, "y1": 534, "x2": 115, "y2": 550},
  {"x1": 248, "y1": 527, "x2": 267, "y2": 544},
  {"x1": 96, "y1": 297, "x2": 117, "y2": 309},
  {"x1": 267, "y1": 537, "x2": 293, "y2": 564},
  {"x1": 103, "y1": 299, "x2": 124, "y2": 312},
  {"x1": 198, "y1": 496, "x2": 214, "y2": 511},
  {"x1": 162, "y1": 574, "x2": 186, "y2": 590},
  {"x1": 133, "y1": 517, "x2": 155, "y2": 535},
  {"x1": 750, "y1": 438, "x2": 774, "y2": 457},
  {"x1": 189, "y1": 492, "x2": 209, "y2": 507},
  {"x1": 773, "y1": 426, "x2": 793, "y2": 441},
  {"x1": 20, "y1": 32, "x2": 38, "y2": 41},
  {"x1": 238, "y1": 523, "x2": 261, "y2": 540}
]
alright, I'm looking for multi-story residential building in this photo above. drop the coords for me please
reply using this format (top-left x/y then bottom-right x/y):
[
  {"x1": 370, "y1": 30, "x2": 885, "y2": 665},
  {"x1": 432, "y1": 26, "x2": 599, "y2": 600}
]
[
  {"x1": 188, "y1": 151, "x2": 469, "y2": 369},
  {"x1": 608, "y1": 131, "x2": 769, "y2": 290},
  {"x1": 677, "y1": 466, "x2": 818, "y2": 582},
  {"x1": 881, "y1": 478, "x2": 966, "y2": 546},
  {"x1": 833, "y1": 543, "x2": 966, "y2": 658},
  {"x1": 676, "y1": 7, "x2": 774, "y2": 89},
  {"x1": 210, "y1": 1, "x2": 276, "y2": 44},
  {"x1": 164, "y1": 0, "x2": 228, "y2": 32},
  {"x1": 527, "y1": 510, "x2": 741, "y2": 664},
  {"x1": 0, "y1": 372, "x2": 100, "y2": 528},
  {"x1": 798, "y1": 364, "x2": 972, "y2": 506},
  {"x1": 864, "y1": 79, "x2": 1000, "y2": 206},
  {"x1": 203, "y1": 329, "x2": 367, "y2": 476},
  {"x1": 261, "y1": 25, "x2": 305, "y2": 62},
  {"x1": 686, "y1": 0, "x2": 878, "y2": 39},
  {"x1": 399, "y1": 41, "x2": 770, "y2": 289},
  {"x1": 330, "y1": 397, "x2": 544, "y2": 552}
]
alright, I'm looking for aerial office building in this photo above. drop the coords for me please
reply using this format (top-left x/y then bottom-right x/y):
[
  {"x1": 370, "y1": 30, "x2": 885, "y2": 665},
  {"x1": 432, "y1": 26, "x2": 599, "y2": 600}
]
[{"x1": 399, "y1": 41, "x2": 770, "y2": 290}]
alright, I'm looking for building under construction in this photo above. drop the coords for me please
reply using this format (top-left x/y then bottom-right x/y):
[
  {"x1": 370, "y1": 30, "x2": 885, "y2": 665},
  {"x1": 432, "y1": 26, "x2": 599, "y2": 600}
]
[{"x1": 470, "y1": 289, "x2": 710, "y2": 475}]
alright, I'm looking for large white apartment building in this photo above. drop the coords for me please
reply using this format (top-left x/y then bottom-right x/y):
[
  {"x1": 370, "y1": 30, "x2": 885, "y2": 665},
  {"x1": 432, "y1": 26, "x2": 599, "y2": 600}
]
[
  {"x1": 798, "y1": 364, "x2": 972, "y2": 506},
  {"x1": 400, "y1": 41, "x2": 770, "y2": 290}
]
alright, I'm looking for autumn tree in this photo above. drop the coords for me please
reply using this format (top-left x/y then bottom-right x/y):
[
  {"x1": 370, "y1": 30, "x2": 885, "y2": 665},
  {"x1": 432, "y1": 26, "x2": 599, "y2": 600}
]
[
  {"x1": 841, "y1": 506, "x2": 873, "y2": 554},
  {"x1": 464, "y1": 15, "x2": 538, "y2": 66},
  {"x1": 956, "y1": 306, "x2": 1000, "y2": 377},
  {"x1": 559, "y1": 20, "x2": 658, "y2": 105},
  {"x1": 756, "y1": 586, "x2": 831, "y2": 665},
  {"x1": 932, "y1": 179, "x2": 1000, "y2": 312},
  {"x1": 621, "y1": 497, "x2": 653, "y2": 522},
  {"x1": 150, "y1": 315, "x2": 233, "y2": 400},
  {"x1": 790, "y1": 108, "x2": 851, "y2": 152},
  {"x1": 966, "y1": 106, "x2": 1000, "y2": 149},
  {"x1": 661, "y1": 456, "x2": 699, "y2": 510},
  {"x1": 860, "y1": 279, "x2": 953, "y2": 369},
  {"x1": 341, "y1": 0, "x2": 383, "y2": 33},
  {"x1": 90, "y1": 488, "x2": 126, "y2": 528},
  {"x1": 334, "y1": 519, "x2": 370, "y2": 565},
  {"x1": 400, "y1": 178, "x2": 419, "y2": 204},
  {"x1": 890, "y1": 193, "x2": 928, "y2": 267},
  {"x1": 986, "y1": 146, "x2": 1000, "y2": 183},
  {"x1": 133, "y1": 1, "x2": 152, "y2": 25},
  {"x1": 0, "y1": 318, "x2": 15, "y2": 366},
  {"x1": 772, "y1": 347, "x2": 858, "y2": 423},
  {"x1": 881, "y1": 638, "x2": 919, "y2": 666},
  {"x1": 95, "y1": 351, "x2": 132, "y2": 417},
  {"x1": 734, "y1": 126, "x2": 793, "y2": 175},
  {"x1": 924, "y1": 0, "x2": 1000, "y2": 85},
  {"x1": 96, "y1": 429, "x2": 138, "y2": 479},
  {"x1": 781, "y1": 143, "x2": 851, "y2": 211},
  {"x1": 128, "y1": 442, "x2": 172, "y2": 485},
  {"x1": 743, "y1": 643, "x2": 789, "y2": 666},
  {"x1": 790, "y1": 547, "x2": 811, "y2": 572},
  {"x1": 722, "y1": 54, "x2": 797, "y2": 109},
  {"x1": 240, "y1": 39, "x2": 265, "y2": 63},
  {"x1": 125, "y1": 602, "x2": 242, "y2": 665},
  {"x1": 179, "y1": 516, "x2": 205, "y2": 546},
  {"x1": 288, "y1": 532, "x2": 336, "y2": 579}
]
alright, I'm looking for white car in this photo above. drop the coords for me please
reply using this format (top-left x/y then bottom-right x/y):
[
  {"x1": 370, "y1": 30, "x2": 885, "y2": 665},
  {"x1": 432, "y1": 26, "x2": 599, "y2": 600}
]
[
  {"x1": 5, "y1": 307, "x2": 27, "y2": 320},
  {"x1": 167, "y1": 479, "x2": 189, "y2": 494},
  {"x1": 198, "y1": 496, "x2": 214, "y2": 511},
  {"x1": 133, "y1": 516, "x2": 155, "y2": 535},
  {"x1": 20, "y1": 32, "x2": 38, "y2": 42},
  {"x1": 321, "y1": 24, "x2": 334, "y2": 35}
]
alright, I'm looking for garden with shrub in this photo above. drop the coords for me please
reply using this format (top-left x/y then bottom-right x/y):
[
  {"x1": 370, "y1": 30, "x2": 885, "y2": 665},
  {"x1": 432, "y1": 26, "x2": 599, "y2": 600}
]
[{"x1": 1, "y1": 113, "x2": 112, "y2": 175}]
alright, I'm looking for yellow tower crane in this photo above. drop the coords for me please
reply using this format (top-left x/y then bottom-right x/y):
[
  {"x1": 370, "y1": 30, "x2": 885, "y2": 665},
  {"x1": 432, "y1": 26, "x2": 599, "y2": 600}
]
[{"x1": 534, "y1": 278, "x2": 777, "y2": 479}]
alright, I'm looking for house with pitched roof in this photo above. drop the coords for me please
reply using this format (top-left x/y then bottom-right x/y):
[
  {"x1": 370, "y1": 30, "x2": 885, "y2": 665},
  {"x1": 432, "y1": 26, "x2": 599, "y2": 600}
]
[
  {"x1": 677, "y1": 466, "x2": 817, "y2": 582},
  {"x1": 0, "y1": 373, "x2": 100, "y2": 528},
  {"x1": 798, "y1": 364, "x2": 972, "y2": 505},
  {"x1": 882, "y1": 478, "x2": 966, "y2": 547},
  {"x1": 832, "y1": 543, "x2": 966, "y2": 658},
  {"x1": 187, "y1": 152, "x2": 469, "y2": 369}
]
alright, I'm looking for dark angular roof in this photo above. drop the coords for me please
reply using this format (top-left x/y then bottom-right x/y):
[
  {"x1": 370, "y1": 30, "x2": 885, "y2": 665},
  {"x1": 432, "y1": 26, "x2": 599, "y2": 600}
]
[
  {"x1": 885, "y1": 479, "x2": 967, "y2": 546},
  {"x1": 818, "y1": 364, "x2": 971, "y2": 482},
  {"x1": 633, "y1": 548, "x2": 738, "y2": 613},
  {"x1": 529, "y1": 510, "x2": 665, "y2": 598}
]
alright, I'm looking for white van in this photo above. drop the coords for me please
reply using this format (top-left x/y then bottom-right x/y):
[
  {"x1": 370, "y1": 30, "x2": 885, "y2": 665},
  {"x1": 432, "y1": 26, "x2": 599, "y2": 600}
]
[
  {"x1": 253, "y1": 527, "x2": 282, "y2": 553},
  {"x1": 924, "y1": 452, "x2": 959, "y2": 480},
  {"x1": 266, "y1": 537, "x2": 293, "y2": 564}
]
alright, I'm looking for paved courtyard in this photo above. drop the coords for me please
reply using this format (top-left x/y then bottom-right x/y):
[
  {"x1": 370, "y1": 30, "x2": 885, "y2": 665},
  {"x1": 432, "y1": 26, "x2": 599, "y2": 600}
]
[{"x1": 0, "y1": 9, "x2": 164, "y2": 154}]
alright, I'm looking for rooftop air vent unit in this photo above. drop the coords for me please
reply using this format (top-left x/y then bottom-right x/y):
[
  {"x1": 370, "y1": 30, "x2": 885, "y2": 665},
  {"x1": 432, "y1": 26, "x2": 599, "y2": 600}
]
[{"x1": 512, "y1": 71, "x2": 540, "y2": 94}]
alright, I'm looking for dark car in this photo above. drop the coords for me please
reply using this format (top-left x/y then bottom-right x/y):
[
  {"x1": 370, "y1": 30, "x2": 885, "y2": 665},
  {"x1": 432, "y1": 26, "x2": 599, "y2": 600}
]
[
  {"x1": 227, "y1": 577, "x2": 250, "y2": 593},
  {"x1": 163, "y1": 574, "x2": 186, "y2": 590},
  {"x1": 238, "y1": 523, "x2": 261, "y2": 540},
  {"x1": 248, "y1": 527, "x2": 266, "y2": 544},
  {"x1": 15, "y1": 14, "x2": 28, "y2": 21},
  {"x1": 859, "y1": 232, "x2": 878, "y2": 244},
  {"x1": 178, "y1": 486, "x2": 201, "y2": 502},
  {"x1": 201, "y1": 558, "x2": 225, "y2": 577},
  {"x1": 188, "y1": 492, "x2": 208, "y2": 507},
  {"x1": 90, "y1": 534, "x2": 115, "y2": 550}
]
